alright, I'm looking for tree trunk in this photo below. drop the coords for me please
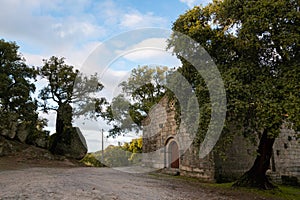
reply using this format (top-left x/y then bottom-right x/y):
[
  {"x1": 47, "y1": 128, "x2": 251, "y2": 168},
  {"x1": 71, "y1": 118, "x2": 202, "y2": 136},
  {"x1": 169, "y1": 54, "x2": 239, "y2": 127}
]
[
  {"x1": 233, "y1": 129, "x2": 277, "y2": 189},
  {"x1": 50, "y1": 103, "x2": 73, "y2": 153},
  {"x1": 56, "y1": 103, "x2": 73, "y2": 135}
]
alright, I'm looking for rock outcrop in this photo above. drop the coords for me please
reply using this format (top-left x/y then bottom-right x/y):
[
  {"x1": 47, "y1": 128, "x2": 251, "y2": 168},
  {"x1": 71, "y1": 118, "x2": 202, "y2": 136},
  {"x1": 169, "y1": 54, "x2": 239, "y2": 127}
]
[
  {"x1": 1, "y1": 121, "x2": 18, "y2": 139},
  {"x1": 49, "y1": 127, "x2": 87, "y2": 160}
]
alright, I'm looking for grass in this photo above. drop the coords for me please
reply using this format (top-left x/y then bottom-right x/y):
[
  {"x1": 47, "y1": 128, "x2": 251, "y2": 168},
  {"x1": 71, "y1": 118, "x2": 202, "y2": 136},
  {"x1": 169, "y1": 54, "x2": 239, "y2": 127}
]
[
  {"x1": 206, "y1": 182, "x2": 300, "y2": 200},
  {"x1": 149, "y1": 172, "x2": 300, "y2": 200}
]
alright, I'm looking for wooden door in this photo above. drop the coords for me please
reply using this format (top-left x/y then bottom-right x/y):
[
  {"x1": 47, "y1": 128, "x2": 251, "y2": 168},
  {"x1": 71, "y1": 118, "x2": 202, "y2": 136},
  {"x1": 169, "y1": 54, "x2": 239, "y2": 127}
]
[{"x1": 170, "y1": 141, "x2": 179, "y2": 168}]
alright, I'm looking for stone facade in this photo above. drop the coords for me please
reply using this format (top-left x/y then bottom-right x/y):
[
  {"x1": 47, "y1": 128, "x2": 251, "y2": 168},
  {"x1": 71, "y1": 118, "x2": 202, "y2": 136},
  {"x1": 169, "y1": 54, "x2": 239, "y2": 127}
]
[
  {"x1": 214, "y1": 134, "x2": 256, "y2": 182},
  {"x1": 142, "y1": 96, "x2": 215, "y2": 181},
  {"x1": 142, "y1": 96, "x2": 300, "y2": 185},
  {"x1": 268, "y1": 126, "x2": 300, "y2": 185}
]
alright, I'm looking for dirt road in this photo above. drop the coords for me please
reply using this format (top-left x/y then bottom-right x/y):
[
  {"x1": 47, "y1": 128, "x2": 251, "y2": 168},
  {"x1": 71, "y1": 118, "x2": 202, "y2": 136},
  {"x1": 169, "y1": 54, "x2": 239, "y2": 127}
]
[{"x1": 0, "y1": 166, "x2": 267, "y2": 200}]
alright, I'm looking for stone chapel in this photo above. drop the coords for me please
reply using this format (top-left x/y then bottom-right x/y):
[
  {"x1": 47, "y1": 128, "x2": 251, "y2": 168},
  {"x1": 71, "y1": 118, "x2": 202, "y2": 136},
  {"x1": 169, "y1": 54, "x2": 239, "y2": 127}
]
[{"x1": 142, "y1": 96, "x2": 300, "y2": 185}]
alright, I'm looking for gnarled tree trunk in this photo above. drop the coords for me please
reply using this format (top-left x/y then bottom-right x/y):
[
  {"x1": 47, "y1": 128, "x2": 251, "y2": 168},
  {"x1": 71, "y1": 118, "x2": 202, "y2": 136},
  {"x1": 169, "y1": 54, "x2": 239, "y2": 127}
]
[
  {"x1": 233, "y1": 129, "x2": 277, "y2": 189},
  {"x1": 56, "y1": 103, "x2": 73, "y2": 135},
  {"x1": 50, "y1": 103, "x2": 73, "y2": 153}
]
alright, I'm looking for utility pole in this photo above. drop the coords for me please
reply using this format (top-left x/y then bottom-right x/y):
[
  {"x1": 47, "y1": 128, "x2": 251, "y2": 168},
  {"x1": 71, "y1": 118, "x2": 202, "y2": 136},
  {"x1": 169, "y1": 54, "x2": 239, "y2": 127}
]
[{"x1": 101, "y1": 129, "x2": 104, "y2": 162}]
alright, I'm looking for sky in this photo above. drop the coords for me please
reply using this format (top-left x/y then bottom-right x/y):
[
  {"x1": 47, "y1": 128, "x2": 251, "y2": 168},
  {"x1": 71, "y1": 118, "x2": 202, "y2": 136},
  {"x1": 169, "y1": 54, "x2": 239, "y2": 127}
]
[{"x1": 0, "y1": 0, "x2": 211, "y2": 152}]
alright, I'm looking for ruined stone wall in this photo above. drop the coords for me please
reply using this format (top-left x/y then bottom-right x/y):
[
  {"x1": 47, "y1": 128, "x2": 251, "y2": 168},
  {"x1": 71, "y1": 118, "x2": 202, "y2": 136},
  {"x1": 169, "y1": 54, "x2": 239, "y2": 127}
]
[
  {"x1": 180, "y1": 146, "x2": 215, "y2": 182},
  {"x1": 142, "y1": 96, "x2": 300, "y2": 184},
  {"x1": 270, "y1": 126, "x2": 300, "y2": 185},
  {"x1": 214, "y1": 127, "x2": 300, "y2": 184},
  {"x1": 213, "y1": 134, "x2": 256, "y2": 182}
]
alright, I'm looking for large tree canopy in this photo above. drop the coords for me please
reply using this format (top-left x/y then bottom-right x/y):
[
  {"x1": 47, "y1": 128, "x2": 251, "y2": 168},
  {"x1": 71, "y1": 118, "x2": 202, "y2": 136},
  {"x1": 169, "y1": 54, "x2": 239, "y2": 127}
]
[
  {"x1": 0, "y1": 39, "x2": 38, "y2": 131},
  {"x1": 168, "y1": 0, "x2": 299, "y2": 189},
  {"x1": 103, "y1": 65, "x2": 169, "y2": 137},
  {"x1": 39, "y1": 56, "x2": 106, "y2": 135}
]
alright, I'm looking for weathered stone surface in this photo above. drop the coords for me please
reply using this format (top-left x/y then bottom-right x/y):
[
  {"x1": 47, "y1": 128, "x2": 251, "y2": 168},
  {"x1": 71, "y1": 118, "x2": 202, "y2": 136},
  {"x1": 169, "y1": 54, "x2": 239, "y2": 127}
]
[
  {"x1": 50, "y1": 127, "x2": 87, "y2": 160},
  {"x1": 214, "y1": 134, "x2": 256, "y2": 182},
  {"x1": 0, "y1": 135, "x2": 16, "y2": 156},
  {"x1": 16, "y1": 123, "x2": 30, "y2": 143},
  {"x1": 269, "y1": 127, "x2": 300, "y2": 185},
  {"x1": 142, "y1": 96, "x2": 214, "y2": 181},
  {"x1": 142, "y1": 95, "x2": 300, "y2": 185},
  {"x1": 1, "y1": 122, "x2": 18, "y2": 139}
]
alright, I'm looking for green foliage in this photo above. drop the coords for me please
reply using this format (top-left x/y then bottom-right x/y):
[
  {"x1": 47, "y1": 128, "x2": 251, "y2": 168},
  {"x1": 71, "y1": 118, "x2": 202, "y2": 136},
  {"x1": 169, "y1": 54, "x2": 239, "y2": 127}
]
[
  {"x1": 168, "y1": 0, "x2": 300, "y2": 143},
  {"x1": 39, "y1": 56, "x2": 106, "y2": 134},
  {"x1": 0, "y1": 39, "x2": 37, "y2": 116},
  {"x1": 123, "y1": 138, "x2": 143, "y2": 164},
  {"x1": 93, "y1": 137, "x2": 143, "y2": 167},
  {"x1": 39, "y1": 56, "x2": 106, "y2": 114},
  {"x1": 101, "y1": 145, "x2": 131, "y2": 167},
  {"x1": 207, "y1": 182, "x2": 300, "y2": 200},
  {"x1": 0, "y1": 39, "x2": 40, "y2": 136},
  {"x1": 102, "y1": 65, "x2": 169, "y2": 137},
  {"x1": 123, "y1": 137, "x2": 143, "y2": 153},
  {"x1": 169, "y1": 0, "x2": 300, "y2": 189},
  {"x1": 39, "y1": 56, "x2": 79, "y2": 112},
  {"x1": 80, "y1": 153, "x2": 105, "y2": 167}
]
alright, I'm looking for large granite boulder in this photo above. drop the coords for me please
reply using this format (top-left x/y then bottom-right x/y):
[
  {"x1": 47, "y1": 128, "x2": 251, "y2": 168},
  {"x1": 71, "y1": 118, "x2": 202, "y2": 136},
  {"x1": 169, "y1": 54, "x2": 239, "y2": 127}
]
[
  {"x1": 16, "y1": 123, "x2": 30, "y2": 143},
  {"x1": 49, "y1": 127, "x2": 87, "y2": 160},
  {"x1": 1, "y1": 121, "x2": 18, "y2": 139},
  {"x1": 0, "y1": 135, "x2": 18, "y2": 156}
]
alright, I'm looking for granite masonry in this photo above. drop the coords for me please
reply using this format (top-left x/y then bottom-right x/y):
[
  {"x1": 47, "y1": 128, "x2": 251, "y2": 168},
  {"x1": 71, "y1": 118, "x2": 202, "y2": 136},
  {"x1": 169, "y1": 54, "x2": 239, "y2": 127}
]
[{"x1": 142, "y1": 96, "x2": 300, "y2": 185}]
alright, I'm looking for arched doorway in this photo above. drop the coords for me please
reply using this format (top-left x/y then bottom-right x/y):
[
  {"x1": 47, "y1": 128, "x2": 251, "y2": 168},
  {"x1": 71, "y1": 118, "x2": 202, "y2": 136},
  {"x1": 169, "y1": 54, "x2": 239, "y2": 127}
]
[{"x1": 168, "y1": 141, "x2": 179, "y2": 168}]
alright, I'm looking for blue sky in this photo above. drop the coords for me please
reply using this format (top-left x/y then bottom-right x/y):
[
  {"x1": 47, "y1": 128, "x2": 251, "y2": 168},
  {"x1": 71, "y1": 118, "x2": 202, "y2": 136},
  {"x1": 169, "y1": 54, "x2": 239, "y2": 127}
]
[
  {"x1": 0, "y1": 0, "x2": 211, "y2": 152},
  {"x1": 1, "y1": 0, "x2": 210, "y2": 66}
]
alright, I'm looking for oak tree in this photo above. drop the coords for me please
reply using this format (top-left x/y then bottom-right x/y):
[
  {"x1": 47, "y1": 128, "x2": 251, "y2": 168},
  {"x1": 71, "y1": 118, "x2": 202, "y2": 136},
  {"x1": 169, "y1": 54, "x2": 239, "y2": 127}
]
[
  {"x1": 39, "y1": 56, "x2": 106, "y2": 135},
  {"x1": 103, "y1": 65, "x2": 169, "y2": 137},
  {"x1": 0, "y1": 39, "x2": 39, "y2": 138},
  {"x1": 168, "y1": 0, "x2": 299, "y2": 189}
]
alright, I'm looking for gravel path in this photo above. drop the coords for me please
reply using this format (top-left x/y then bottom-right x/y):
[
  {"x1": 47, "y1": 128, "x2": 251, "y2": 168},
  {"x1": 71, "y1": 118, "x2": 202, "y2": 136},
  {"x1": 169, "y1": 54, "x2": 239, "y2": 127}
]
[{"x1": 0, "y1": 167, "x2": 243, "y2": 200}]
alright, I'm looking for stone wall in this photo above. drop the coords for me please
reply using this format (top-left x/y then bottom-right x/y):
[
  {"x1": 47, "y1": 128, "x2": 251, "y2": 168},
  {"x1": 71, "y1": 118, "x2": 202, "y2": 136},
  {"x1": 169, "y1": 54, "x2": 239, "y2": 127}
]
[
  {"x1": 142, "y1": 96, "x2": 300, "y2": 185},
  {"x1": 214, "y1": 134, "x2": 256, "y2": 182},
  {"x1": 269, "y1": 126, "x2": 300, "y2": 185},
  {"x1": 142, "y1": 96, "x2": 178, "y2": 169},
  {"x1": 180, "y1": 146, "x2": 215, "y2": 182},
  {"x1": 142, "y1": 96, "x2": 215, "y2": 181}
]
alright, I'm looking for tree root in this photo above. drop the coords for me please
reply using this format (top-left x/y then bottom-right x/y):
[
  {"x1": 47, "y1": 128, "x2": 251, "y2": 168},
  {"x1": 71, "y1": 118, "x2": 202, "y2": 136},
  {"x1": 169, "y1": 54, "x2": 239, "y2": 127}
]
[{"x1": 232, "y1": 171, "x2": 277, "y2": 190}]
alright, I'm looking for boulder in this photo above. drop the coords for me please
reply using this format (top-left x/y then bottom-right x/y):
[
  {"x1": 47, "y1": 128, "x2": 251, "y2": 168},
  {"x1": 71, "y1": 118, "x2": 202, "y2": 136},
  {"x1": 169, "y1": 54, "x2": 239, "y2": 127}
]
[
  {"x1": 33, "y1": 136, "x2": 49, "y2": 149},
  {"x1": 1, "y1": 121, "x2": 18, "y2": 139},
  {"x1": 49, "y1": 127, "x2": 87, "y2": 160},
  {"x1": 16, "y1": 123, "x2": 30, "y2": 143},
  {"x1": 0, "y1": 135, "x2": 15, "y2": 156}
]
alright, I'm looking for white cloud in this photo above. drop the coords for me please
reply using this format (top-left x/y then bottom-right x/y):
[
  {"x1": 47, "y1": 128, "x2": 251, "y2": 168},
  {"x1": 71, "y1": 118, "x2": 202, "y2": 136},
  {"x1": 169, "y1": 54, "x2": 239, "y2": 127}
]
[
  {"x1": 179, "y1": 0, "x2": 197, "y2": 8},
  {"x1": 0, "y1": 0, "x2": 170, "y2": 68},
  {"x1": 23, "y1": 53, "x2": 45, "y2": 66},
  {"x1": 0, "y1": 0, "x2": 106, "y2": 59},
  {"x1": 179, "y1": 0, "x2": 211, "y2": 8},
  {"x1": 51, "y1": 19, "x2": 106, "y2": 40},
  {"x1": 116, "y1": 38, "x2": 181, "y2": 67},
  {"x1": 80, "y1": 129, "x2": 141, "y2": 152},
  {"x1": 100, "y1": 68, "x2": 129, "y2": 101},
  {"x1": 121, "y1": 13, "x2": 144, "y2": 28},
  {"x1": 120, "y1": 11, "x2": 168, "y2": 29},
  {"x1": 0, "y1": 0, "x2": 173, "y2": 152},
  {"x1": 92, "y1": 1, "x2": 168, "y2": 29}
]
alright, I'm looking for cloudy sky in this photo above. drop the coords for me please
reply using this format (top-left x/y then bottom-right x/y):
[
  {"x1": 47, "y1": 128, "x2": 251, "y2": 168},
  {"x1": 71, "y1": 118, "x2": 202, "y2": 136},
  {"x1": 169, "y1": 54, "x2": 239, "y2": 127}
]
[{"x1": 0, "y1": 0, "x2": 211, "y2": 152}]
